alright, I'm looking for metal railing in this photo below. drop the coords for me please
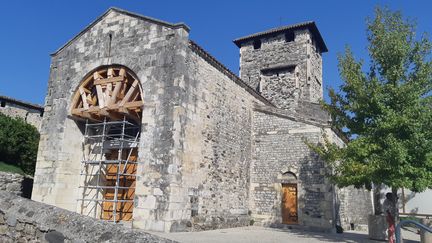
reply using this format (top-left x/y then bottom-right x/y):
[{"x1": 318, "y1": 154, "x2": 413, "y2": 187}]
[{"x1": 396, "y1": 220, "x2": 432, "y2": 243}]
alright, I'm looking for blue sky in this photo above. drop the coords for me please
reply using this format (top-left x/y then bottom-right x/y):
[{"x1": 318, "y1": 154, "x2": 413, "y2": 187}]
[{"x1": 0, "y1": 0, "x2": 431, "y2": 105}]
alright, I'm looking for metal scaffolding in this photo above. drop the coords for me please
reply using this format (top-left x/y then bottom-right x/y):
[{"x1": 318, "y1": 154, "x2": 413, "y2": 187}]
[{"x1": 78, "y1": 117, "x2": 140, "y2": 223}]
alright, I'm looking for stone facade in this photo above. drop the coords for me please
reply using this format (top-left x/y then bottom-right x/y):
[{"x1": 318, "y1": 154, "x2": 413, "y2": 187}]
[
  {"x1": 250, "y1": 106, "x2": 333, "y2": 230},
  {"x1": 0, "y1": 191, "x2": 172, "y2": 242},
  {"x1": 0, "y1": 95, "x2": 44, "y2": 130},
  {"x1": 32, "y1": 7, "x2": 371, "y2": 233},
  {"x1": 235, "y1": 23, "x2": 325, "y2": 110}
]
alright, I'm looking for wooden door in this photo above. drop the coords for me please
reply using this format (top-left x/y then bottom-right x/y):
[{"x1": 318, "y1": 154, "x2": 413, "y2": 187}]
[
  {"x1": 282, "y1": 183, "x2": 298, "y2": 224},
  {"x1": 102, "y1": 149, "x2": 137, "y2": 221}
]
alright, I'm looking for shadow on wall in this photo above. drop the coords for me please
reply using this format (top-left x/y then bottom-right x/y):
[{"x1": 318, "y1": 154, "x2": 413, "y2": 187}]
[
  {"x1": 21, "y1": 177, "x2": 33, "y2": 199},
  {"x1": 298, "y1": 150, "x2": 329, "y2": 229}
]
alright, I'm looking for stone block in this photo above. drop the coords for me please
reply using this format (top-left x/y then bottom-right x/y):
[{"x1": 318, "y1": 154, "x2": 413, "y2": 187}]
[
  {"x1": 368, "y1": 215, "x2": 387, "y2": 241},
  {"x1": 0, "y1": 225, "x2": 8, "y2": 235}
]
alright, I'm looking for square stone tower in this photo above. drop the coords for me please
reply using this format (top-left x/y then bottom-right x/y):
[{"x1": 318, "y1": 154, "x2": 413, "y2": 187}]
[{"x1": 234, "y1": 22, "x2": 327, "y2": 110}]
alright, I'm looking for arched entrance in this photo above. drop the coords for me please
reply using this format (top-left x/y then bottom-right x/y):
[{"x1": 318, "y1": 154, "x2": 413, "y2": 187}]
[
  {"x1": 71, "y1": 66, "x2": 143, "y2": 222},
  {"x1": 71, "y1": 66, "x2": 143, "y2": 122},
  {"x1": 281, "y1": 172, "x2": 298, "y2": 224}
]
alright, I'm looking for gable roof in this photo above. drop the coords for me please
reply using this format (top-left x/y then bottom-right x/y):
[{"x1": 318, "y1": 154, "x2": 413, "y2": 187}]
[
  {"x1": 233, "y1": 21, "x2": 328, "y2": 52},
  {"x1": 0, "y1": 95, "x2": 44, "y2": 112},
  {"x1": 51, "y1": 7, "x2": 190, "y2": 56}
]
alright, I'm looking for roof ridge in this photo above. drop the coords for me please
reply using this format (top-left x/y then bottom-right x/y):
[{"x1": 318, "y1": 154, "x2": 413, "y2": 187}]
[
  {"x1": 51, "y1": 7, "x2": 190, "y2": 56},
  {"x1": 0, "y1": 95, "x2": 44, "y2": 111},
  {"x1": 233, "y1": 21, "x2": 328, "y2": 52}
]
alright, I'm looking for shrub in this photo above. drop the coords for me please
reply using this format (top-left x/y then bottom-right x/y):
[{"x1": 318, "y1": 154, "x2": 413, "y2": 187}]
[{"x1": 0, "y1": 113, "x2": 40, "y2": 175}]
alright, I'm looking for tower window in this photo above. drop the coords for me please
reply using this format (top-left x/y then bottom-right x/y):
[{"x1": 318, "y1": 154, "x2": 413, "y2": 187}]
[
  {"x1": 285, "y1": 32, "x2": 295, "y2": 42},
  {"x1": 253, "y1": 39, "x2": 261, "y2": 49}
]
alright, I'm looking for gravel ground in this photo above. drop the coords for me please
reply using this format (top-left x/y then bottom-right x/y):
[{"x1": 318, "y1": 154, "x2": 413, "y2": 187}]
[{"x1": 151, "y1": 226, "x2": 421, "y2": 243}]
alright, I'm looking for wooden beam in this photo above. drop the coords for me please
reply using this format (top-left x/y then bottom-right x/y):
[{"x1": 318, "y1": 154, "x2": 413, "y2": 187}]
[
  {"x1": 119, "y1": 80, "x2": 139, "y2": 106},
  {"x1": 110, "y1": 82, "x2": 122, "y2": 104},
  {"x1": 123, "y1": 101, "x2": 143, "y2": 109},
  {"x1": 71, "y1": 108, "x2": 101, "y2": 122},
  {"x1": 105, "y1": 83, "x2": 113, "y2": 106},
  {"x1": 119, "y1": 68, "x2": 126, "y2": 77},
  {"x1": 93, "y1": 71, "x2": 103, "y2": 80},
  {"x1": 86, "y1": 94, "x2": 96, "y2": 106},
  {"x1": 107, "y1": 68, "x2": 114, "y2": 78},
  {"x1": 79, "y1": 87, "x2": 89, "y2": 109},
  {"x1": 96, "y1": 85, "x2": 105, "y2": 108},
  {"x1": 93, "y1": 76, "x2": 124, "y2": 85}
]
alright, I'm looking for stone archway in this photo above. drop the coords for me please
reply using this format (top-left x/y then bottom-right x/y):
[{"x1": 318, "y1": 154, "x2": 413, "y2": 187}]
[
  {"x1": 71, "y1": 66, "x2": 143, "y2": 123},
  {"x1": 71, "y1": 65, "x2": 143, "y2": 222}
]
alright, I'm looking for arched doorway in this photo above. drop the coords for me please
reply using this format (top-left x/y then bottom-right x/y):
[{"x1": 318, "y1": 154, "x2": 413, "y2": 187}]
[
  {"x1": 71, "y1": 66, "x2": 143, "y2": 122},
  {"x1": 281, "y1": 172, "x2": 298, "y2": 224},
  {"x1": 71, "y1": 66, "x2": 143, "y2": 222}
]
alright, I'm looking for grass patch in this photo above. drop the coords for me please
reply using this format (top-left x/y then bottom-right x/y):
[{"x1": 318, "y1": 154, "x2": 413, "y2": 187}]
[{"x1": 0, "y1": 161, "x2": 25, "y2": 175}]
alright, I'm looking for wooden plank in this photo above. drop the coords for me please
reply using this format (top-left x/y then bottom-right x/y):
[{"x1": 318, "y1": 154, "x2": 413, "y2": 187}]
[
  {"x1": 119, "y1": 68, "x2": 126, "y2": 77},
  {"x1": 123, "y1": 101, "x2": 143, "y2": 109},
  {"x1": 79, "y1": 87, "x2": 89, "y2": 109},
  {"x1": 86, "y1": 94, "x2": 96, "y2": 106},
  {"x1": 71, "y1": 108, "x2": 101, "y2": 122},
  {"x1": 94, "y1": 76, "x2": 124, "y2": 85},
  {"x1": 96, "y1": 84, "x2": 105, "y2": 108},
  {"x1": 93, "y1": 71, "x2": 103, "y2": 80},
  {"x1": 110, "y1": 82, "x2": 122, "y2": 104},
  {"x1": 105, "y1": 83, "x2": 113, "y2": 106},
  {"x1": 107, "y1": 68, "x2": 114, "y2": 78},
  {"x1": 119, "y1": 80, "x2": 139, "y2": 106}
]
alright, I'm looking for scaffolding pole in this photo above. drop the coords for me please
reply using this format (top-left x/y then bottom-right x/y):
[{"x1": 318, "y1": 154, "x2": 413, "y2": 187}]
[{"x1": 78, "y1": 116, "x2": 139, "y2": 223}]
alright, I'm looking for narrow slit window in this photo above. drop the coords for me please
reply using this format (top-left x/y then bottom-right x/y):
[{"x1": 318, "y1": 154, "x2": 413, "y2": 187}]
[{"x1": 253, "y1": 39, "x2": 261, "y2": 49}]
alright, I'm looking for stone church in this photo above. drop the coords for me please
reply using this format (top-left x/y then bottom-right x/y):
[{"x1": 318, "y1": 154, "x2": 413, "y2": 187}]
[{"x1": 32, "y1": 7, "x2": 372, "y2": 232}]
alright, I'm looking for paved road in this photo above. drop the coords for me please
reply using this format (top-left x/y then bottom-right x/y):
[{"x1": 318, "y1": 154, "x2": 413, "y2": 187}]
[{"x1": 152, "y1": 226, "x2": 420, "y2": 243}]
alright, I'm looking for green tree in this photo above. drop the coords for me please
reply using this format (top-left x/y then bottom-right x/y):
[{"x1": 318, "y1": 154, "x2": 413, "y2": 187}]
[
  {"x1": 311, "y1": 7, "x2": 432, "y2": 216},
  {"x1": 0, "y1": 113, "x2": 40, "y2": 175}
]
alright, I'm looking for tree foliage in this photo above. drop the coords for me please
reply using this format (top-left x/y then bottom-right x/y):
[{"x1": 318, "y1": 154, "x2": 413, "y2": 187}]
[
  {"x1": 0, "y1": 113, "x2": 40, "y2": 175},
  {"x1": 313, "y1": 7, "x2": 432, "y2": 193}
]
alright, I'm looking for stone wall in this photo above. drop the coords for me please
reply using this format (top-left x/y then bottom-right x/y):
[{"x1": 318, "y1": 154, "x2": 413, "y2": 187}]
[
  {"x1": 33, "y1": 8, "x2": 190, "y2": 232},
  {"x1": 171, "y1": 42, "x2": 267, "y2": 230},
  {"x1": 337, "y1": 186, "x2": 372, "y2": 231},
  {"x1": 251, "y1": 107, "x2": 334, "y2": 231},
  {"x1": 239, "y1": 29, "x2": 322, "y2": 109},
  {"x1": 0, "y1": 172, "x2": 33, "y2": 198},
  {"x1": 0, "y1": 99, "x2": 43, "y2": 130},
  {"x1": 0, "y1": 191, "x2": 172, "y2": 242}
]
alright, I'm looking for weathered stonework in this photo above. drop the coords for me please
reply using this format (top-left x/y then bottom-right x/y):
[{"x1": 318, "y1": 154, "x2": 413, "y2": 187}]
[
  {"x1": 0, "y1": 191, "x2": 172, "y2": 242},
  {"x1": 0, "y1": 95, "x2": 44, "y2": 130},
  {"x1": 337, "y1": 186, "x2": 373, "y2": 231},
  {"x1": 0, "y1": 172, "x2": 33, "y2": 198},
  {"x1": 235, "y1": 24, "x2": 325, "y2": 109},
  {"x1": 32, "y1": 7, "x2": 371, "y2": 233}
]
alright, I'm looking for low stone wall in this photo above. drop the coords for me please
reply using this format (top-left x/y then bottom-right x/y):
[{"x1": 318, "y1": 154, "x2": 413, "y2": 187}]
[
  {"x1": 0, "y1": 171, "x2": 33, "y2": 198},
  {"x1": 0, "y1": 191, "x2": 174, "y2": 242},
  {"x1": 338, "y1": 186, "x2": 373, "y2": 231}
]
